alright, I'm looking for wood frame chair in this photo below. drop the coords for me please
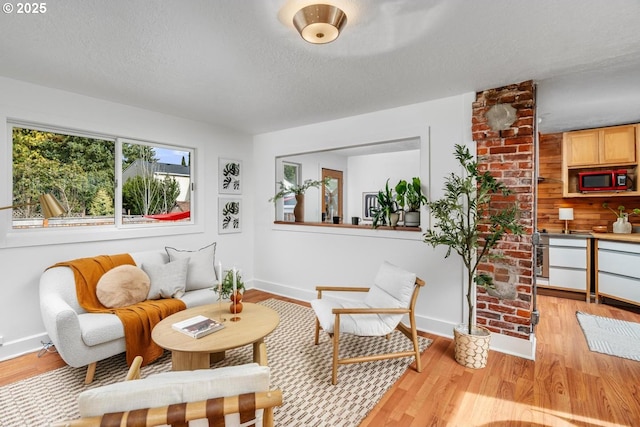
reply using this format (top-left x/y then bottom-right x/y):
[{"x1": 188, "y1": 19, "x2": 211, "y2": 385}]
[
  {"x1": 52, "y1": 356, "x2": 283, "y2": 427},
  {"x1": 313, "y1": 276, "x2": 426, "y2": 385}
]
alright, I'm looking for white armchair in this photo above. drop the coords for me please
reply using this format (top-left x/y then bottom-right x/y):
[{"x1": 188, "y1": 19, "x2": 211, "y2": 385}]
[{"x1": 311, "y1": 261, "x2": 425, "y2": 384}]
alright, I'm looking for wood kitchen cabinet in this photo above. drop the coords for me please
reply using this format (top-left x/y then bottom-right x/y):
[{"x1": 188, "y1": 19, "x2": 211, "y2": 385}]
[
  {"x1": 562, "y1": 123, "x2": 640, "y2": 197},
  {"x1": 564, "y1": 124, "x2": 636, "y2": 167}
]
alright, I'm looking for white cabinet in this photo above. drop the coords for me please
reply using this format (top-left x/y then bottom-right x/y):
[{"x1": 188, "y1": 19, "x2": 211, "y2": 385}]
[
  {"x1": 544, "y1": 237, "x2": 590, "y2": 298},
  {"x1": 596, "y1": 240, "x2": 640, "y2": 306}
]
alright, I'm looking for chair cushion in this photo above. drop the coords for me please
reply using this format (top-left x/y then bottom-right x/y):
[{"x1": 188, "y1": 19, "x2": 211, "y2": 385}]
[
  {"x1": 142, "y1": 258, "x2": 189, "y2": 299},
  {"x1": 96, "y1": 265, "x2": 150, "y2": 308},
  {"x1": 364, "y1": 261, "x2": 416, "y2": 309},
  {"x1": 311, "y1": 298, "x2": 398, "y2": 336},
  {"x1": 311, "y1": 261, "x2": 417, "y2": 336},
  {"x1": 78, "y1": 363, "x2": 270, "y2": 427},
  {"x1": 165, "y1": 242, "x2": 216, "y2": 291}
]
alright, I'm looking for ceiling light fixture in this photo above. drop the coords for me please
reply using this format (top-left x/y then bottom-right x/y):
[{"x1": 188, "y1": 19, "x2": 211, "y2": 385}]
[{"x1": 293, "y1": 4, "x2": 347, "y2": 44}]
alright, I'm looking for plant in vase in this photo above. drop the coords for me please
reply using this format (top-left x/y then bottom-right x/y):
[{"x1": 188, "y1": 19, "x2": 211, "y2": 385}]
[
  {"x1": 404, "y1": 177, "x2": 427, "y2": 227},
  {"x1": 371, "y1": 179, "x2": 398, "y2": 228},
  {"x1": 423, "y1": 144, "x2": 523, "y2": 368},
  {"x1": 602, "y1": 203, "x2": 640, "y2": 234},
  {"x1": 213, "y1": 269, "x2": 245, "y2": 313},
  {"x1": 269, "y1": 178, "x2": 329, "y2": 222}
]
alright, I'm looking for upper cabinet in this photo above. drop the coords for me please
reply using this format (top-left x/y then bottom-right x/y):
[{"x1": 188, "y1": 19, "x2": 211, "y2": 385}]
[
  {"x1": 564, "y1": 125, "x2": 636, "y2": 167},
  {"x1": 562, "y1": 124, "x2": 640, "y2": 197}
]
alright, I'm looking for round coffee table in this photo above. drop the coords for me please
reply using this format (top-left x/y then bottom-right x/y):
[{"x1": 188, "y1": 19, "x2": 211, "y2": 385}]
[{"x1": 152, "y1": 302, "x2": 280, "y2": 371}]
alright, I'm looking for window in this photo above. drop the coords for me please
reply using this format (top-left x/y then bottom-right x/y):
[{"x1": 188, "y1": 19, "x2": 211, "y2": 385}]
[
  {"x1": 281, "y1": 162, "x2": 300, "y2": 222},
  {"x1": 9, "y1": 124, "x2": 194, "y2": 231}
]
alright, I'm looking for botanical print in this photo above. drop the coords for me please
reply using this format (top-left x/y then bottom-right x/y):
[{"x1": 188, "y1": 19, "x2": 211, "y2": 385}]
[
  {"x1": 219, "y1": 197, "x2": 241, "y2": 233},
  {"x1": 219, "y1": 158, "x2": 242, "y2": 194}
]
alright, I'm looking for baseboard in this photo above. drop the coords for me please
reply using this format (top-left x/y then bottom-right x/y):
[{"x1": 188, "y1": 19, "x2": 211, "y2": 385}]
[
  {"x1": 0, "y1": 332, "x2": 50, "y2": 362},
  {"x1": 253, "y1": 279, "x2": 537, "y2": 360}
]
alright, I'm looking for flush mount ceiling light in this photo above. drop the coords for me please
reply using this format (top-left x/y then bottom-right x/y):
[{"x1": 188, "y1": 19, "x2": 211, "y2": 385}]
[{"x1": 293, "y1": 4, "x2": 347, "y2": 44}]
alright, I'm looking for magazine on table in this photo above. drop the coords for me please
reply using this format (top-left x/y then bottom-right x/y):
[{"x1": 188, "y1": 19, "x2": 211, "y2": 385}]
[{"x1": 172, "y1": 315, "x2": 224, "y2": 338}]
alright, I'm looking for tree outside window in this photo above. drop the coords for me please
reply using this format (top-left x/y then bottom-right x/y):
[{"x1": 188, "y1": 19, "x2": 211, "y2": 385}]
[{"x1": 10, "y1": 125, "x2": 193, "y2": 229}]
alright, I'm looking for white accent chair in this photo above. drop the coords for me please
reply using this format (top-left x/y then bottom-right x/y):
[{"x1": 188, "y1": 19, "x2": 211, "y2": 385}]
[
  {"x1": 310, "y1": 261, "x2": 426, "y2": 384},
  {"x1": 52, "y1": 356, "x2": 283, "y2": 427}
]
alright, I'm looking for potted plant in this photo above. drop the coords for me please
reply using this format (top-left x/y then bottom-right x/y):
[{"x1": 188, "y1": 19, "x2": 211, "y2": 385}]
[
  {"x1": 404, "y1": 177, "x2": 427, "y2": 227},
  {"x1": 372, "y1": 179, "x2": 398, "y2": 228},
  {"x1": 395, "y1": 179, "x2": 407, "y2": 225},
  {"x1": 423, "y1": 144, "x2": 524, "y2": 368},
  {"x1": 269, "y1": 178, "x2": 328, "y2": 222},
  {"x1": 603, "y1": 203, "x2": 640, "y2": 234},
  {"x1": 213, "y1": 269, "x2": 245, "y2": 313},
  {"x1": 213, "y1": 269, "x2": 245, "y2": 300}
]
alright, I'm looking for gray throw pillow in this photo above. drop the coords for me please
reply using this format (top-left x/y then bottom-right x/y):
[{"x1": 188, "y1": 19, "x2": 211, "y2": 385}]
[
  {"x1": 142, "y1": 258, "x2": 189, "y2": 299},
  {"x1": 165, "y1": 242, "x2": 216, "y2": 291}
]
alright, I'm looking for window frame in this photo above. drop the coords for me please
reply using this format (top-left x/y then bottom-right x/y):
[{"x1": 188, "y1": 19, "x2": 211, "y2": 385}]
[{"x1": 1, "y1": 121, "x2": 202, "y2": 248}]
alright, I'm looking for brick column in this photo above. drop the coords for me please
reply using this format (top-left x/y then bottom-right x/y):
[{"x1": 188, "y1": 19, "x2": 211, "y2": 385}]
[{"x1": 472, "y1": 81, "x2": 535, "y2": 339}]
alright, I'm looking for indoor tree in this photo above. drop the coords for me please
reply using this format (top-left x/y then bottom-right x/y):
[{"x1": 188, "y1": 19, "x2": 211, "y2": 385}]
[{"x1": 423, "y1": 144, "x2": 524, "y2": 335}]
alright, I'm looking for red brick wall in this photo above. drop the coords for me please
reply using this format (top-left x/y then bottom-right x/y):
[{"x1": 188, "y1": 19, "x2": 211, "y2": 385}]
[{"x1": 472, "y1": 81, "x2": 535, "y2": 339}]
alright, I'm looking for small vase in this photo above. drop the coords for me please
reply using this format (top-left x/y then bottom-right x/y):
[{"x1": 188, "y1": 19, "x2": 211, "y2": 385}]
[
  {"x1": 389, "y1": 212, "x2": 399, "y2": 227},
  {"x1": 229, "y1": 291, "x2": 243, "y2": 313},
  {"x1": 613, "y1": 215, "x2": 632, "y2": 234},
  {"x1": 293, "y1": 194, "x2": 304, "y2": 223}
]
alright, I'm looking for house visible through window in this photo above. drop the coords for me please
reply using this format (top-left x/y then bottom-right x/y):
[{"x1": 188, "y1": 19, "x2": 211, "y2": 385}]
[{"x1": 10, "y1": 124, "x2": 194, "y2": 230}]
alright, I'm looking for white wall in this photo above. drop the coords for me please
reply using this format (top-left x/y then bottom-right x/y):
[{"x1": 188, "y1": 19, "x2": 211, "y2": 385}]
[
  {"x1": 0, "y1": 77, "x2": 254, "y2": 360},
  {"x1": 253, "y1": 94, "x2": 474, "y2": 340},
  {"x1": 347, "y1": 150, "x2": 420, "y2": 221}
]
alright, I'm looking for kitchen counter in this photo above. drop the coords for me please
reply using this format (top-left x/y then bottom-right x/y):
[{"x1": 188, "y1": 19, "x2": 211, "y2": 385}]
[
  {"x1": 591, "y1": 232, "x2": 640, "y2": 243},
  {"x1": 543, "y1": 231, "x2": 640, "y2": 242}
]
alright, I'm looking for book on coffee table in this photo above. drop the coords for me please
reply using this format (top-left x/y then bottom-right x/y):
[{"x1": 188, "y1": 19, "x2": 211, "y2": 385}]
[{"x1": 172, "y1": 315, "x2": 224, "y2": 339}]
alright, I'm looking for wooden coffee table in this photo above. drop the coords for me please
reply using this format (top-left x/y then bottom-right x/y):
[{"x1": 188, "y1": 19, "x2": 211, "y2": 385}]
[{"x1": 152, "y1": 302, "x2": 280, "y2": 371}]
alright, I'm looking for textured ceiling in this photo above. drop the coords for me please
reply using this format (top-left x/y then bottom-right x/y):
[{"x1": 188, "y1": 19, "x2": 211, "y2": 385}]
[{"x1": 1, "y1": 0, "x2": 639, "y2": 135}]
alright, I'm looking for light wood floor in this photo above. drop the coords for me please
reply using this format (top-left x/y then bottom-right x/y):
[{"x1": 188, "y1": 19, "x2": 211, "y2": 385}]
[{"x1": 2, "y1": 291, "x2": 639, "y2": 426}]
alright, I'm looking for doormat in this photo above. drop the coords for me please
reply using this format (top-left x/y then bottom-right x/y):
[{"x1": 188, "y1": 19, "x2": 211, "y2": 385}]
[{"x1": 576, "y1": 311, "x2": 640, "y2": 361}]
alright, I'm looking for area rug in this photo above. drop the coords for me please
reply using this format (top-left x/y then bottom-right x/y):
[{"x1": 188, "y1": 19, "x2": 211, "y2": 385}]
[
  {"x1": 576, "y1": 311, "x2": 640, "y2": 362},
  {"x1": 0, "y1": 299, "x2": 431, "y2": 427}
]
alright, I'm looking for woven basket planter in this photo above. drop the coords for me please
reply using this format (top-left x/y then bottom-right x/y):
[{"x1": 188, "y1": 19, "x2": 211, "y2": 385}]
[{"x1": 453, "y1": 324, "x2": 491, "y2": 369}]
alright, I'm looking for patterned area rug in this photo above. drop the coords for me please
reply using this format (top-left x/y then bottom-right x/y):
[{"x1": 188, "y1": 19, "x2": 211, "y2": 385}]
[
  {"x1": 0, "y1": 299, "x2": 431, "y2": 427},
  {"x1": 576, "y1": 311, "x2": 640, "y2": 361}
]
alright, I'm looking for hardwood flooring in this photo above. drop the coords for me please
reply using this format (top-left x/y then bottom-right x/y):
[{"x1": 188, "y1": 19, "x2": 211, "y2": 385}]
[{"x1": 1, "y1": 290, "x2": 639, "y2": 426}]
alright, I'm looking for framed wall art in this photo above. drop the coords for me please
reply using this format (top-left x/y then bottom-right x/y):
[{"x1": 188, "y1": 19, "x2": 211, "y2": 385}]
[
  {"x1": 218, "y1": 158, "x2": 242, "y2": 194},
  {"x1": 362, "y1": 192, "x2": 379, "y2": 220},
  {"x1": 218, "y1": 197, "x2": 242, "y2": 234}
]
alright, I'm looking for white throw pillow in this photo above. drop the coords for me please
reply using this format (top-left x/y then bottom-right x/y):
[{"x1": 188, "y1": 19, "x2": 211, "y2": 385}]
[
  {"x1": 96, "y1": 265, "x2": 150, "y2": 308},
  {"x1": 364, "y1": 261, "x2": 416, "y2": 309},
  {"x1": 142, "y1": 258, "x2": 189, "y2": 299},
  {"x1": 165, "y1": 242, "x2": 216, "y2": 291}
]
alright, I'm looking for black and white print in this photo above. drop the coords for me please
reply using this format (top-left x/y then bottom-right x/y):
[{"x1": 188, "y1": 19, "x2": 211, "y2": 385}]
[
  {"x1": 218, "y1": 158, "x2": 242, "y2": 194},
  {"x1": 218, "y1": 197, "x2": 241, "y2": 233}
]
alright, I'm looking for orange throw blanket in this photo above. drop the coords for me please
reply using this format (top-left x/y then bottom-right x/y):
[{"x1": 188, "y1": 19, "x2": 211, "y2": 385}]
[{"x1": 52, "y1": 254, "x2": 186, "y2": 366}]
